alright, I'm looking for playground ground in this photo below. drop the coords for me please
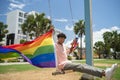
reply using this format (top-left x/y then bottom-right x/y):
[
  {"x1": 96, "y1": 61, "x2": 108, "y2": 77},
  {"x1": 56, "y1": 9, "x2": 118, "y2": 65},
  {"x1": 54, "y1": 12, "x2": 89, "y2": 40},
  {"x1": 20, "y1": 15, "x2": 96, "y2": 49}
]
[
  {"x1": 0, "y1": 59, "x2": 120, "y2": 80},
  {"x1": 0, "y1": 68, "x2": 81, "y2": 80}
]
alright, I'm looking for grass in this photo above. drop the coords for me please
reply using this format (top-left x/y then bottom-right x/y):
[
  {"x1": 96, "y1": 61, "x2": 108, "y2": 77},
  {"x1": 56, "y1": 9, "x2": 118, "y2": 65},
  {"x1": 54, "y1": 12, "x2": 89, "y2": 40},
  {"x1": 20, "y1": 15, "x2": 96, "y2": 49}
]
[
  {"x1": 0, "y1": 64, "x2": 40, "y2": 74},
  {"x1": 73, "y1": 59, "x2": 120, "y2": 64},
  {"x1": 0, "y1": 59, "x2": 120, "y2": 80},
  {"x1": 113, "y1": 67, "x2": 120, "y2": 80}
]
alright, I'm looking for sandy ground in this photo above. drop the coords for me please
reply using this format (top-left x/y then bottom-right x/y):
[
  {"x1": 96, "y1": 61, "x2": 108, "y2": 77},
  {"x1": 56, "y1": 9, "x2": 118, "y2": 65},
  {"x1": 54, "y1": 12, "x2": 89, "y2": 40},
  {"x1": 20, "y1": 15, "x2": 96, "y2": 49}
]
[
  {"x1": 0, "y1": 68, "x2": 81, "y2": 80},
  {"x1": 0, "y1": 63, "x2": 114, "y2": 80}
]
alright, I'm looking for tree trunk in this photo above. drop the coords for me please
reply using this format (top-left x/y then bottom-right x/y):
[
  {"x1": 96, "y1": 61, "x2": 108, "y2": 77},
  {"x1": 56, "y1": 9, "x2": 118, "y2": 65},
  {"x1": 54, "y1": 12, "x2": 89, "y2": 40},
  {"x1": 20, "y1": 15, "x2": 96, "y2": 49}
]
[
  {"x1": 26, "y1": 33, "x2": 29, "y2": 41},
  {"x1": 113, "y1": 51, "x2": 117, "y2": 59},
  {"x1": 80, "y1": 35, "x2": 83, "y2": 59},
  {"x1": 98, "y1": 53, "x2": 101, "y2": 59}
]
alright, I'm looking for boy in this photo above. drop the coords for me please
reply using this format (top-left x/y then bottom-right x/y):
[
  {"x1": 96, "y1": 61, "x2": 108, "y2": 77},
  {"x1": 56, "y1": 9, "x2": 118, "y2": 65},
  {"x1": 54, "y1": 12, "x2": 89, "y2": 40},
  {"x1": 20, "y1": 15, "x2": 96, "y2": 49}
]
[{"x1": 54, "y1": 33, "x2": 117, "y2": 80}]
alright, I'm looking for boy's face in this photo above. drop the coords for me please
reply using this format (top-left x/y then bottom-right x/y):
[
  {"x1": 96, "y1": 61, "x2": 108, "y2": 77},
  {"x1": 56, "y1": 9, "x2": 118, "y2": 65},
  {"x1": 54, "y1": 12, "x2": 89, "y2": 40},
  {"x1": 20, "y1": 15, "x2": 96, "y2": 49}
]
[{"x1": 58, "y1": 37, "x2": 65, "y2": 44}]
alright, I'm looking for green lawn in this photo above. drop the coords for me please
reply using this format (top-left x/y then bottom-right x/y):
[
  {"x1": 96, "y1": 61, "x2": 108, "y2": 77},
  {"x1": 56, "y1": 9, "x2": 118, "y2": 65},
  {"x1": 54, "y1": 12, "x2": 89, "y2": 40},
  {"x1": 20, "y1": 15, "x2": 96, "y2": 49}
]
[
  {"x1": 0, "y1": 64, "x2": 40, "y2": 73},
  {"x1": 73, "y1": 59, "x2": 120, "y2": 64},
  {"x1": 0, "y1": 59, "x2": 120, "y2": 80}
]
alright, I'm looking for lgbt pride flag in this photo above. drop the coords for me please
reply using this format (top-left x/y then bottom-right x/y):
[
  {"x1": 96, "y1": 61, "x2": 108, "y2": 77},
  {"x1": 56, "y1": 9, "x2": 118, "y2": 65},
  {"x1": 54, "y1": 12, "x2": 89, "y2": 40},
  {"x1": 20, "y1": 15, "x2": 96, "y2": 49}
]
[{"x1": 0, "y1": 30, "x2": 56, "y2": 68}]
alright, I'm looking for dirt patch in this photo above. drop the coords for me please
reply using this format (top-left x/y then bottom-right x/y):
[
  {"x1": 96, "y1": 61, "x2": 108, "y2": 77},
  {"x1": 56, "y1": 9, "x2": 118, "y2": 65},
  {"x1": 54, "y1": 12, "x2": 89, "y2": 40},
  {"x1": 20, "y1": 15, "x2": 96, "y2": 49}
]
[
  {"x1": 94, "y1": 63, "x2": 112, "y2": 67},
  {"x1": 0, "y1": 68, "x2": 81, "y2": 80}
]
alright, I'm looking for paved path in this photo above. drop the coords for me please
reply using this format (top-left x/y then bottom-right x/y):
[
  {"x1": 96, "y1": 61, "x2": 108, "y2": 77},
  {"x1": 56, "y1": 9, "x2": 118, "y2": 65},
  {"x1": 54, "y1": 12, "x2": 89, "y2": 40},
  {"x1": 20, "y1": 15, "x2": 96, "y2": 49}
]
[{"x1": 0, "y1": 62, "x2": 29, "y2": 65}]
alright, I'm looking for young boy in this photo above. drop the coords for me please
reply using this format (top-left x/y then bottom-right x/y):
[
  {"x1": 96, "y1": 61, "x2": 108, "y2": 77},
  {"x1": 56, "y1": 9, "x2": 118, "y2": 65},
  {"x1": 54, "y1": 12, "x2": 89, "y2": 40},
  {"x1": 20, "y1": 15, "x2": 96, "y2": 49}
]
[{"x1": 54, "y1": 33, "x2": 118, "y2": 80}]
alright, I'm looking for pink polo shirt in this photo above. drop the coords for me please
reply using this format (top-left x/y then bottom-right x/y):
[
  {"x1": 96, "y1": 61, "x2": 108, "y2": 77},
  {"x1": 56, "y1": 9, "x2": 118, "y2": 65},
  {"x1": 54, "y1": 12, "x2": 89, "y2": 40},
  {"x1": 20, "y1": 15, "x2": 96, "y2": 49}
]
[{"x1": 55, "y1": 43, "x2": 71, "y2": 70}]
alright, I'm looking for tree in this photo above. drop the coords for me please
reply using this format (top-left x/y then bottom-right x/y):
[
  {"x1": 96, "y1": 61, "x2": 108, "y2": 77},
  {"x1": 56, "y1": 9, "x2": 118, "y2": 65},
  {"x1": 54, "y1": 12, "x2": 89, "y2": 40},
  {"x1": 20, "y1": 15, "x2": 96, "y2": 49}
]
[
  {"x1": 103, "y1": 31, "x2": 112, "y2": 58},
  {"x1": 73, "y1": 20, "x2": 85, "y2": 59},
  {"x1": 102, "y1": 31, "x2": 120, "y2": 59},
  {"x1": 116, "y1": 33, "x2": 120, "y2": 59},
  {"x1": 0, "y1": 22, "x2": 8, "y2": 42},
  {"x1": 116, "y1": 33, "x2": 120, "y2": 52},
  {"x1": 21, "y1": 14, "x2": 35, "y2": 40},
  {"x1": 33, "y1": 13, "x2": 51, "y2": 37},
  {"x1": 110, "y1": 31, "x2": 120, "y2": 59},
  {"x1": 94, "y1": 41, "x2": 105, "y2": 59},
  {"x1": 21, "y1": 13, "x2": 51, "y2": 40}
]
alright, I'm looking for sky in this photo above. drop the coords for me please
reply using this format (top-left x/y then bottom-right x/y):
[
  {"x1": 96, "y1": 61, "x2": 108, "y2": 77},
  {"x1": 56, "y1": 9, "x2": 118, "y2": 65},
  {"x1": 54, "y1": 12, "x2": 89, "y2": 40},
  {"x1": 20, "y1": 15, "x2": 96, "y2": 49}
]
[{"x1": 0, "y1": 0, "x2": 120, "y2": 47}]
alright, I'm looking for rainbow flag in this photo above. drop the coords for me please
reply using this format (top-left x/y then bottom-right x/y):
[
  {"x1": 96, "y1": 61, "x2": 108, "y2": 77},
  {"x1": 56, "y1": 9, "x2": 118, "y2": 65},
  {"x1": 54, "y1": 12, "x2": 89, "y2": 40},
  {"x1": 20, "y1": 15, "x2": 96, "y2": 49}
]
[{"x1": 0, "y1": 30, "x2": 56, "y2": 68}]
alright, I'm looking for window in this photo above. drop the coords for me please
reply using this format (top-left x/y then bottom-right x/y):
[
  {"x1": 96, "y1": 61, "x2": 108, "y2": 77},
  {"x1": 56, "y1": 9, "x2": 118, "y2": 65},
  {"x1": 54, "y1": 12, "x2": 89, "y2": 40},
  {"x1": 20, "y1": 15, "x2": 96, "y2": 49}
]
[
  {"x1": 19, "y1": 12, "x2": 23, "y2": 17},
  {"x1": 18, "y1": 18, "x2": 23, "y2": 23},
  {"x1": 24, "y1": 13, "x2": 27, "y2": 18},
  {"x1": 18, "y1": 24, "x2": 21, "y2": 27},
  {"x1": 18, "y1": 30, "x2": 21, "y2": 34},
  {"x1": 24, "y1": 20, "x2": 26, "y2": 22},
  {"x1": 23, "y1": 36, "x2": 27, "y2": 39}
]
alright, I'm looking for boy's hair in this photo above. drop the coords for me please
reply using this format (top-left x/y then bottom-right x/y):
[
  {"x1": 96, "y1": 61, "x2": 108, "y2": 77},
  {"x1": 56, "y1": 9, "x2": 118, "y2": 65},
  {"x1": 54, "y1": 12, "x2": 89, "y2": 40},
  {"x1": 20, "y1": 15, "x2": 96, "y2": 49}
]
[{"x1": 57, "y1": 33, "x2": 66, "y2": 39}]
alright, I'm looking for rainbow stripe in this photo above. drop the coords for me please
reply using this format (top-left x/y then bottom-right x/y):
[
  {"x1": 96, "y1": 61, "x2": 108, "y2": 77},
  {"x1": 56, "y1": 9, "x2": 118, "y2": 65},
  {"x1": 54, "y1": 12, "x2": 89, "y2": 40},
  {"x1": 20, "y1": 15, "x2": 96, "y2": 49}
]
[{"x1": 0, "y1": 30, "x2": 56, "y2": 68}]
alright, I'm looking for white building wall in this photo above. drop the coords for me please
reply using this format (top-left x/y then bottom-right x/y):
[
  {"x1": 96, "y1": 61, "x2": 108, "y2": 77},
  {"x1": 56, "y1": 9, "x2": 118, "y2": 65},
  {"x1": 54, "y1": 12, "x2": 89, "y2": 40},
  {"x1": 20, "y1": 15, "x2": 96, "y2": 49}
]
[
  {"x1": 7, "y1": 10, "x2": 26, "y2": 44},
  {"x1": 7, "y1": 10, "x2": 18, "y2": 33}
]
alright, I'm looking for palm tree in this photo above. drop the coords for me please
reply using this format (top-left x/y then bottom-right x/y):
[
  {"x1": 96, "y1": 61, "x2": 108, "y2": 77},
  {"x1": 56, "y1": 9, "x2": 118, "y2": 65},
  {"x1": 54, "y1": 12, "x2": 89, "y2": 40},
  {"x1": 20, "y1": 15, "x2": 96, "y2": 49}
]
[
  {"x1": 116, "y1": 33, "x2": 120, "y2": 58},
  {"x1": 111, "y1": 31, "x2": 119, "y2": 59},
  {"x1": 33, "y1": 13, "x2": 51, "y2": 37},
  {"x1": 94, "y1": 41, "x2": 105, "y2": 59},
  {"x1": 103, "y1": 31, "x2": 113, "y2": 58},
  {"x1": 0, "y1": 22, "x2": 8, "y2": 42},
  {"x1": 102, "y1": 31, "x2": 120, "y2": 59},
  {"x1": 73, "y1": 20, "x2": 85, "y2": 59},
  {"x1": 21, "y1": 14, "x2": 35, "y2": 40},
  {"x1": 117, "y1": 33, "x2": 120, "y2": 52},
  {"x1": 21, "y1": 13, "x2": 52, "y2": 40}
]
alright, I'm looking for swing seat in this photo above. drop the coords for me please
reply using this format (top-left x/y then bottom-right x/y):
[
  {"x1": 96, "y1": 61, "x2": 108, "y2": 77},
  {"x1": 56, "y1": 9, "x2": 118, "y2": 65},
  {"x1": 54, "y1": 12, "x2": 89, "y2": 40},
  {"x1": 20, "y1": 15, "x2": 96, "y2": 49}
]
[
  {"x1": 52, "y1": 70, "x2": 74, "y2": 75},
  {"x1": 52, "y1": 70, "x2": 65, "y2": 75}
]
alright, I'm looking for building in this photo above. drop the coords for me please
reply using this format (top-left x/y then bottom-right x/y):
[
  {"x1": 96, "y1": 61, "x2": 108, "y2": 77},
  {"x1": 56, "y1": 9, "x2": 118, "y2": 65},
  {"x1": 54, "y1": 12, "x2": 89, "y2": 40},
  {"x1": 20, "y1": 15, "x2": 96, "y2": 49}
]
[
  {"x1": 6, "y1": 10, "x2": 26, "y2": 44},
  {"x1": 6, "y1": 10, "x2": 38, "y2": 44}
]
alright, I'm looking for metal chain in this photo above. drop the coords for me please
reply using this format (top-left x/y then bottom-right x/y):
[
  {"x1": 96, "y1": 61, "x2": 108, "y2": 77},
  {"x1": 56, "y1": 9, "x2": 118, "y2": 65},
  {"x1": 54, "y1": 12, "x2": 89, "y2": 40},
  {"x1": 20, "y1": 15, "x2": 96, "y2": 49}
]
[
  {"x1": 69, "y1": 0, "x2": 74, "y2": 26},
  {"x1": 48, "y1": 0, "x2": 52, "y2": 22}
]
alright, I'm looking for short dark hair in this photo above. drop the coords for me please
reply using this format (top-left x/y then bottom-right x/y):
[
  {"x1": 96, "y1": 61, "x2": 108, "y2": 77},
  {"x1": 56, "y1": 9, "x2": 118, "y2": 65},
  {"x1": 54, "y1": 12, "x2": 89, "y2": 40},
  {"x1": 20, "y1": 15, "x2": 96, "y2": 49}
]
[{"x1": 57, "y1": 33, "x2": 66, "y2": 39}]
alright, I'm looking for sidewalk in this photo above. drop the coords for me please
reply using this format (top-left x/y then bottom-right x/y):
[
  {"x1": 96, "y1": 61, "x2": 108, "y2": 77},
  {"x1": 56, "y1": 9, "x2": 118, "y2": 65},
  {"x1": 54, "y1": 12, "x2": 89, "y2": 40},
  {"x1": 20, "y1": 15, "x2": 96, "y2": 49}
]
[{"x1": 0, "y1": 62, "x2": 29, "y2": 65}]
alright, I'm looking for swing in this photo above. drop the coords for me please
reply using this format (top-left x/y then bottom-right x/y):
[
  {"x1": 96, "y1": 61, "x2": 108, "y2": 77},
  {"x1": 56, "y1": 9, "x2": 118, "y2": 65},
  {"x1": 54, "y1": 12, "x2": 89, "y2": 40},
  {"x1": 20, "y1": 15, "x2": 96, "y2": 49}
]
[
  {"x1": 52, "y1": 69, "x2": 74, "y2": 75},
  {"x1": 48, "y1": 0, "x2": 78, "y2": 75},
  {"x1": 52, "y1": 37, "x2": 79, "y2": 75}
]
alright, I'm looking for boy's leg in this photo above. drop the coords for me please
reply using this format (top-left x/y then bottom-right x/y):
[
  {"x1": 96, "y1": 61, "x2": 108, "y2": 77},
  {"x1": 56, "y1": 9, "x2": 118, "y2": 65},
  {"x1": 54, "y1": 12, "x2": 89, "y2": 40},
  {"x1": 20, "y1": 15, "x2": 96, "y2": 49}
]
[
  {"x1": 63, "y1": 63, "x2": 118, "y2": 79},
  {"x1": 63, "y1": 63, "x2": 103, "y2": 77}
]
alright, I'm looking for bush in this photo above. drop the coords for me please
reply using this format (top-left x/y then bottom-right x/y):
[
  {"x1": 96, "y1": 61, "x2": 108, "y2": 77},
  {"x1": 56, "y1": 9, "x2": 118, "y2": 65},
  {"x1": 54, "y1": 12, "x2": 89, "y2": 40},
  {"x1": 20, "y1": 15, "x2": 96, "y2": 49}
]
[
  {"x1": 20, "y1": 39, "x2": 26, "y2": 44},
  {"x1": 67, "y1": 55, "x2": 72, "y2": 60},
  {"x1": 8, "y1": 58, "x2": 18, "y2": 62},
  {"x1": 0, "y1": 59, "x2": 4, "y2": 63}
]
